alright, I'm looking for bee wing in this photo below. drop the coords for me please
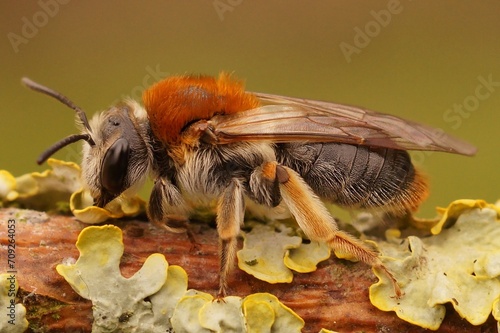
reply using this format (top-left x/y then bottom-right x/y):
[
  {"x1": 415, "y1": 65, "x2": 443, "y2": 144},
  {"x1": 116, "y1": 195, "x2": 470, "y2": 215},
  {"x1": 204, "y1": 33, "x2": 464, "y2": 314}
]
[{"x1": 208, "y1": 92, "x2": 477, "y2": 156}]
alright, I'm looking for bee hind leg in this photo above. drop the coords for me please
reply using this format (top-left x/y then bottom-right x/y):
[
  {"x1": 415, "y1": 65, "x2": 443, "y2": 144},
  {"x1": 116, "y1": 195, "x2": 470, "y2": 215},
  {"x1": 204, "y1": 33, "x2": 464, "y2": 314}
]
[{"x1": 275, "y1": 164, "x2": 403, "y2": 298}]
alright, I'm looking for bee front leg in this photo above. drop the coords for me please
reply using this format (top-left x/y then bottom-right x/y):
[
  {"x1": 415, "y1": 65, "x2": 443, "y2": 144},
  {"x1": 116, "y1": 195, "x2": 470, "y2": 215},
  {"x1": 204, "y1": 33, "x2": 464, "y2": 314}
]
[
  {"x1": 216, "y1": 178, "x2": 245, "y2": 298},
  {"x1": 148, "y1": 176, "x2": 190, "y2": 234},
  {"x1": 274, "y1": 163, "x2": 403, "y2": 297}
]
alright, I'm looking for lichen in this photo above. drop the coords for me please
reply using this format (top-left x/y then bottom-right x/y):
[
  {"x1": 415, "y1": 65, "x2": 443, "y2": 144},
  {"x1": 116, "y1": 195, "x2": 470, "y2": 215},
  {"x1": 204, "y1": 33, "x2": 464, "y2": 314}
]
[
  {"x1": 0, "y1": 159, "x2": 145, "y2": 222},
  {"x1": 170, "y1": 291, "x2": 214, "y2": 332},
  {"x1": 171, "y1": 291, "x2": 305, "y2": 332},
  {"x1": 0, "y1": 159, "x2": 79, "y2": 211},
  {"x1": 0, "y1": 273, "x2": 29, "y2": 332},
  {"x1": 171, "y1": 292, "x2": 246, "y2": 332},
  {"x1": 284, "y1": 240, "x2": 330, "y2": 273},
  {"x1": 370, "y1": 201, "x2": 500, "y2": 330},
  {"x1": 56, "y1": 225, "x2": 169, "y2": 332},
  {"x1": 0, "y1": 170, "x2": 17, "y2": 202},
  {"x1": 237, "y1": 221, "x2": 330, "y2": 283},
  {"x1": 57, "y1": 225, "x2": 306, "y2": 332},
  {"x1": 431, "y1": 199, "x2": 500, "y2": 234},
  {"x1": 243, "y1": 293, "x2": 304, "y2": 332},
  {"x1": 149, "y1": 265, "x2": 188, "y2": 330},
  {"x1": 70, "y1": 188, "x2": 145, "y2": 224},
  {"x1": 237, "y1": 222, "x2": 302, "y2": 283}
]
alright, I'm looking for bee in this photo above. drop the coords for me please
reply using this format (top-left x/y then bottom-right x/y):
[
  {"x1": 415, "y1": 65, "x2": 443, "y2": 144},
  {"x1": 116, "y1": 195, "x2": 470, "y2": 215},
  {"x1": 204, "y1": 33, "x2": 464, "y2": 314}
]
[{"x1": 22, "y1": 73, "x2": 476, "y2": 297}]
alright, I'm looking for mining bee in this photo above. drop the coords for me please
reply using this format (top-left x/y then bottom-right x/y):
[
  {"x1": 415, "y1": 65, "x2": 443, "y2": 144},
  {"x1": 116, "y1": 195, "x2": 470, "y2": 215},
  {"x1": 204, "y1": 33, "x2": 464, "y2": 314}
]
[{"x1": 22, "y1": 73, "x2": 476, "y2": 297}]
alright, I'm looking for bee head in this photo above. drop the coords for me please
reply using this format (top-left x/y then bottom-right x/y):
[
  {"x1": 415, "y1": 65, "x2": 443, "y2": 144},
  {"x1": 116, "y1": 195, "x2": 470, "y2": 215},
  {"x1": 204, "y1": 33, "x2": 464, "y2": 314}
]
[{"x1": 22, "y1": 78, "x2": 152, "y2": 208}]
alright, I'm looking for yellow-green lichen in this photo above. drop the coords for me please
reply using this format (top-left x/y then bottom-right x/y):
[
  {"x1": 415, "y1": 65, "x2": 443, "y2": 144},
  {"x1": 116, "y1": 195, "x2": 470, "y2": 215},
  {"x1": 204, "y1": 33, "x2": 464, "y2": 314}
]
[
  {"x1": 56, "y1": 225, "x2": 169, "y2": 332},
  {"x1": 370, "y1": 201, "x2": 500, "y2": 330},
  {"x1": 284, "y1": 240, "x2": 330, "y2": 273},
  {"x1": 199, "y1": 296, "x2": 245, "y2": 332},
  {"x1": 171, "y1": 292, "x2": 305, "y2": 333},
  {"x1": 243, "y1": 293, "x2": 304, "y2": 332},
  {"x1": 237, "y1": 222, "x2": 302, "y2": 283},
  {"x1": 0, "y1": 170, "x2": 18, "y2": 202},
  {"x1": 237, "y1": 221, "x2": 330, "y2": 284},
  {"x1": 149, "y1": 265, "x2": 188, "y2": 330},
  {"x1": 431, "y1": 199, "x2": 500, "y2": 234},
  {"x1": 0, "y1": 159, "x2": 145, "y2": 222},
  {"x1": 0, "y1": 159, "x2": 80, "y2": 211},
  {"x1": 173, "y1": 293, "x2": 246, "y2": 333},
  {"x1": 170, "y1": 291, "x2": 214, "y2": 333},
  {"x1": 70, "y1": 188, "x2": 145, "y2": 224},
  {"x1": 0, "y1": 273, "x2": 29, "y2": 332},
  {"x1": 58, "y1": 225, "x2": 306, "y2": 332}
]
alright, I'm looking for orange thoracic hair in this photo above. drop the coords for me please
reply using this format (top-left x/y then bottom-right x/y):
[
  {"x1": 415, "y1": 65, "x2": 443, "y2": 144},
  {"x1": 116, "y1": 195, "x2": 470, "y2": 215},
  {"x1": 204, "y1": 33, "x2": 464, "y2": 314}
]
[{"x1": 142, "y1": 73, "x2": 260, "y2": 145}]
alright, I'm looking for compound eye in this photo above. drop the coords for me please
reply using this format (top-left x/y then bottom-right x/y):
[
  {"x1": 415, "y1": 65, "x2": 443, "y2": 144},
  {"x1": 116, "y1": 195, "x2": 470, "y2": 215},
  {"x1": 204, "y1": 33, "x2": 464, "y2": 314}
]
[{"x1": 100, "y1": 138, "x2": 130, "y2": 195}]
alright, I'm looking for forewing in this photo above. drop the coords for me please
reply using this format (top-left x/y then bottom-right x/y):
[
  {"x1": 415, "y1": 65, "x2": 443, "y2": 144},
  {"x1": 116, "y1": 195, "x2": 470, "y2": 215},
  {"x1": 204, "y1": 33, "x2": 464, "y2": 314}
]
[{"x1": 207, "y1": 92, "x2": 476, "y2": 156}]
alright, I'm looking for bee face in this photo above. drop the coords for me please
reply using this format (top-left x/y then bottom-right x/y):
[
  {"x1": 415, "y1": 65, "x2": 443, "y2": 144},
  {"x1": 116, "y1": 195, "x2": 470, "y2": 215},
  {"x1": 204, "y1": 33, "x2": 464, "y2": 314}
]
[{"x1": 81, "y1": 100, "x2": 153, "y2": 207}]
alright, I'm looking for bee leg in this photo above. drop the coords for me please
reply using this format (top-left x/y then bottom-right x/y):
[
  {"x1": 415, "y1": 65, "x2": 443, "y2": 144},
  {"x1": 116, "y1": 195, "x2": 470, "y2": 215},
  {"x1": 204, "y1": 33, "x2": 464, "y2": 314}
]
[
  {"x1": 249, "y1": 161, "x2": 282, "y2": 207},
  {"x1": 275, "y1": 164, "x2": 403, "y2": 297},
  {"x1": 148, "y1": 176, "x2": 192, "y2": 235},
  {"x1": 216, "y1": 178, "x2": 245, "y2": 298}
]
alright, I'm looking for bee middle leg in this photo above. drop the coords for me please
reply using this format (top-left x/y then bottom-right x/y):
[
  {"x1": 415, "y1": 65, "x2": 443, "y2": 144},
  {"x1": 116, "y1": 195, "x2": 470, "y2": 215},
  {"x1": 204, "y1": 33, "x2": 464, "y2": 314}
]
[{"x1": 216, "y1": 178, "x2": 245, "y2": 297}]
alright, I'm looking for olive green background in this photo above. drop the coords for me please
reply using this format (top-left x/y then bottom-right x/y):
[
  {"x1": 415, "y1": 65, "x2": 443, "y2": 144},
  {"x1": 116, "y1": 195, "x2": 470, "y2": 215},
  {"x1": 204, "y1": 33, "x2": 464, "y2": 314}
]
[{"x1": 1, "y1": 1, "x2": 499, "y2": 217}]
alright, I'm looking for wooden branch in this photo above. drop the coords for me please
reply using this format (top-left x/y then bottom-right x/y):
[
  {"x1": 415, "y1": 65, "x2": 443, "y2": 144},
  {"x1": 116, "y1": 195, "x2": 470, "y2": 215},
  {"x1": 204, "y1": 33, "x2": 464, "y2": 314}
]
[{"x1": 0, "y1": 208, "x2": 495, "y2": 332}]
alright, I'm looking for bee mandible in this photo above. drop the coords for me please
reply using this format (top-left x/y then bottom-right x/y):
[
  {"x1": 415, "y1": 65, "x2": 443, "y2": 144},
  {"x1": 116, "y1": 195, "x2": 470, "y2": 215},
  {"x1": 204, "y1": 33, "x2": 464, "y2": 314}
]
[{"x1": 22, "y1": 73, "x2": 476, "y2": 297}]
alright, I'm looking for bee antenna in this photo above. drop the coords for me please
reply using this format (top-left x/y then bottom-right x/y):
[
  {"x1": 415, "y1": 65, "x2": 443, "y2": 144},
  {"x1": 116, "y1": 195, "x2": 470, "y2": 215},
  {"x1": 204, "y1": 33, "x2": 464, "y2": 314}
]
[
  {"x1": 37, "y1": 133, "x2": 94, "y2": 165},
  {"x1": 21, "y1": 77, "x2": 95, "y2": 144}
]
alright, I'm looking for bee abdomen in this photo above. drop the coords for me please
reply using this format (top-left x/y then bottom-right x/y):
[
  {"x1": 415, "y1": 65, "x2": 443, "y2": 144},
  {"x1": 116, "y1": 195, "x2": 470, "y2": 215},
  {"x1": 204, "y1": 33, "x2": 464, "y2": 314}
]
[{"x1": 276, "y1": 143, "x2": 428, "y2": 214}]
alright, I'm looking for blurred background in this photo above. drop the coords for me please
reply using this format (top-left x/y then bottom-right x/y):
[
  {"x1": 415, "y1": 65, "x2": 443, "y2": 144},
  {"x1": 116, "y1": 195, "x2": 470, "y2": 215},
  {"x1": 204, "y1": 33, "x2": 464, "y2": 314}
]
[{"x1": 1, "y1": 1, "x2": 499, "y2": 217}]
